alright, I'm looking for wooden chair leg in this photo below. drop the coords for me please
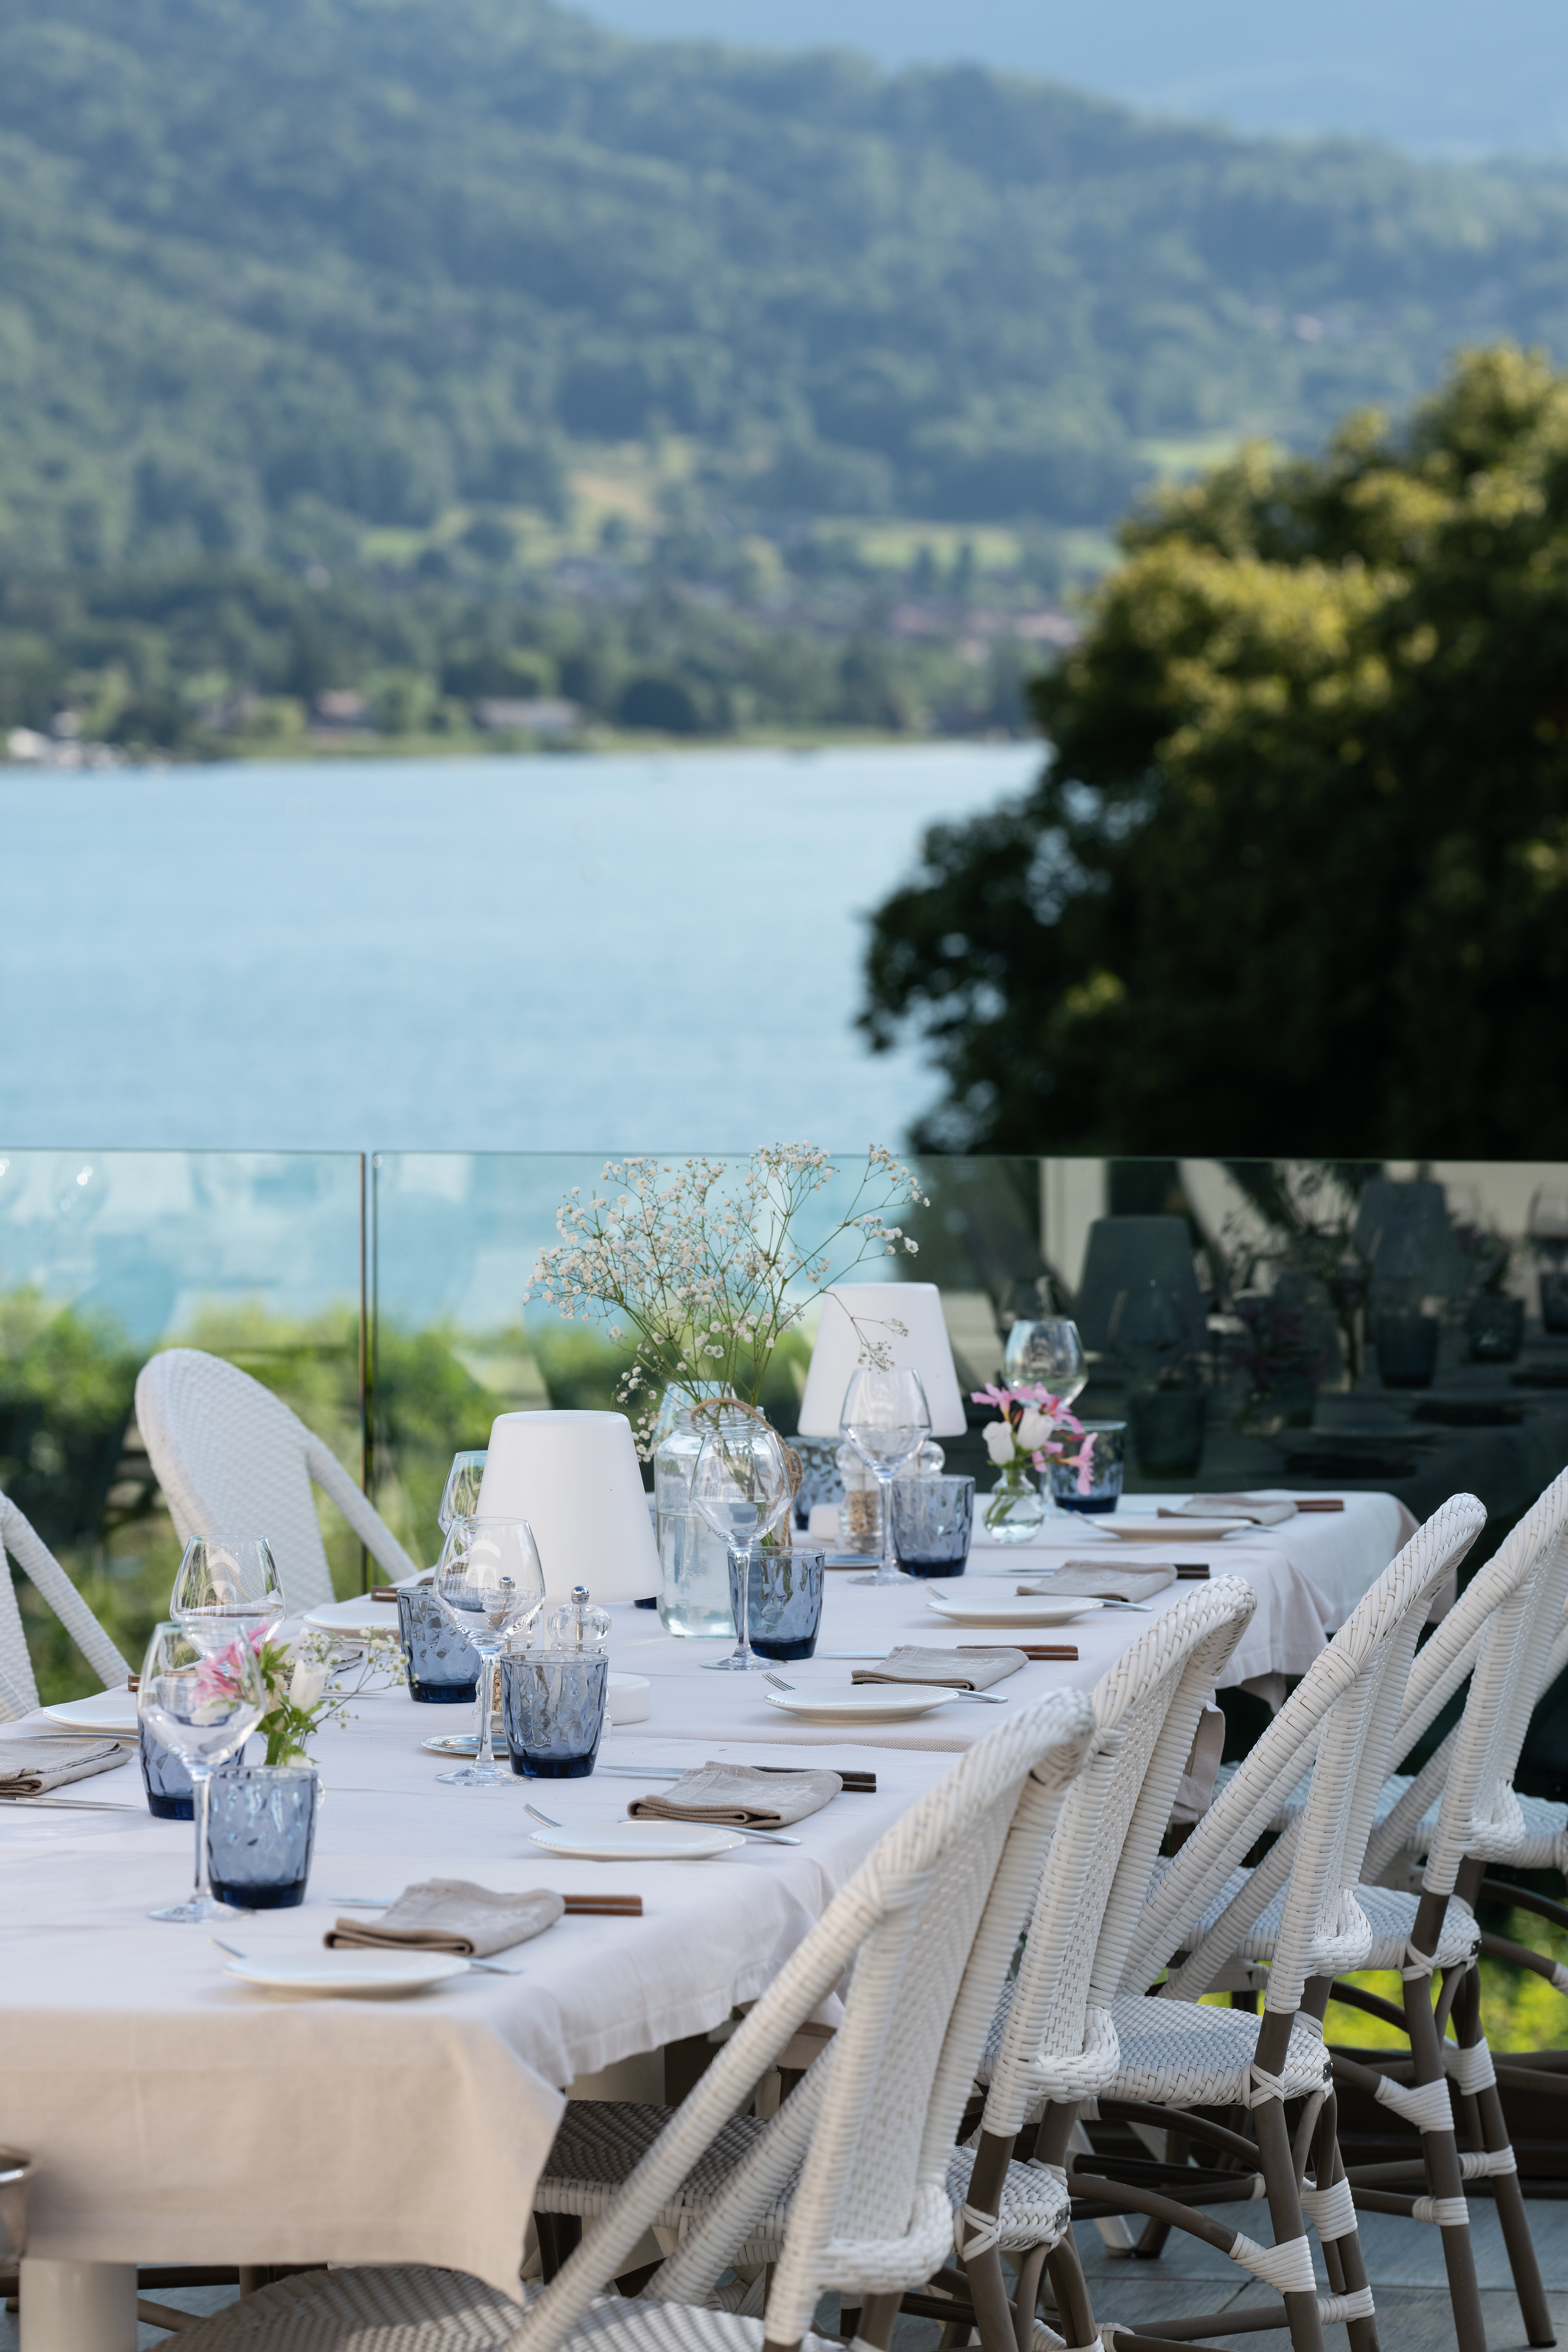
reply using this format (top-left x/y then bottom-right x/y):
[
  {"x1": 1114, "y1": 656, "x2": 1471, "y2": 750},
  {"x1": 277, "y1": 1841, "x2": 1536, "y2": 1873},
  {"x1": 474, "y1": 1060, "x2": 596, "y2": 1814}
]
[
  {"x1": 1402, "y1": 1908, "x2": 1488, "y2": 2352},
  {"x1": 1251, "y1": 2011, "x2": 1326, "y2": 2352},
  {"x1": 1451, "y1": 1958, "x2": 1555, "y2": 2346},
  {"x1": 1308, "y1": 2096, "x2": 1379, "y2": 2352},
  {"x1": 1045, "y1": 2232, "x2": 1102, "y2": 2352}
]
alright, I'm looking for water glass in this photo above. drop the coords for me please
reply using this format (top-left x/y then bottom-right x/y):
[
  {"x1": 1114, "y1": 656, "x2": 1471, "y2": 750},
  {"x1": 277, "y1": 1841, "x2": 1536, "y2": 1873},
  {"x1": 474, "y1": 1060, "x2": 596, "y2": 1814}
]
[
  {"x1": 500, "y1": 1653, "x2": 609, "y2": 1778},
  {"x1": 690, "y1": 1410, "x2": 793, "y2": 1671},
  {"x1": 170, "y1": 1535, "x2": 285, "y2": 1639},
  {"x1": 439, "y1": 1450, "x2": 488, "y2": 1532},
  {"x1": 138, "y1": 1620, "x2": 267, "y2": 1922},
  {"x1": 206, "y1": 1765, "x2": 320, "y2": 1908},
  {"x1": 748, "y1": 1547, "x2": 825, "y2": 1661},
  {"x1": 429, "y1": 1517, "x2": 547, "y2": 1786},
  {"x1": 840, "y1": 1366, "x2": 932, "y2": 1586},
  {"x1": 891, "y1": 1475, "x2": 975, "y2": 1576},
  {"x1": 1047, "y1": 1421, "x2": 1127, "y2": 1514},
  {"x1": 396, "y1": 1586, "x2": 481, "y2": 1703},
  {"x1": 139, "y1": 1722, "x2": 194, "y2": 1820}
]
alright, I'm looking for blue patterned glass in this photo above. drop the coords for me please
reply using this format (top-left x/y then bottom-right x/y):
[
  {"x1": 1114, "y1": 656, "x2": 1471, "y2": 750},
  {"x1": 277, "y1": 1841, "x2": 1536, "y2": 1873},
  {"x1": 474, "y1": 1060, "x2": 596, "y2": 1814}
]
[
  {"x1": 890, "y1": 1476, "x2": 975, "y2": 1577},
  {"x1": 748, "y1": 1547, "x2": 825, "y2": 1660},
  {"x1": 206, "y1": 1766, "x2": 320, "y2": 1909},
  {"x1": 397, "y1": 1586, "x2": 480, "y2": 1703},
  {"x1": 500, "y1": 1654, "x2": 608, "y2": 1779},
  {"x1": 140, "y1": 1722, "x2": 193, "y2": 1820}
]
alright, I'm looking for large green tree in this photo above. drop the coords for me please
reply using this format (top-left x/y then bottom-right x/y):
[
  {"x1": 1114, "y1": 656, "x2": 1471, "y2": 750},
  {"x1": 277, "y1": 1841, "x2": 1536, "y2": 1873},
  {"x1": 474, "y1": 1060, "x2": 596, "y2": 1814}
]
[{"x1": 862, "y1": 346, "x2": 1568, "y2": 1157}]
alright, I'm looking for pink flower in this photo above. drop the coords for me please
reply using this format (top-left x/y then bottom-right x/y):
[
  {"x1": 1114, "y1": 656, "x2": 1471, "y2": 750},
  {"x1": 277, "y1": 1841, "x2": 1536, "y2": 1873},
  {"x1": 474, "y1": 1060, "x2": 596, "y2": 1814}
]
[
  {"x1": 970, "y1": 1385, "x2": 1013, "y2": 1413},
  {"x1": 1075, "y1": 1430, "x2": 1099, "y2": 1495}
]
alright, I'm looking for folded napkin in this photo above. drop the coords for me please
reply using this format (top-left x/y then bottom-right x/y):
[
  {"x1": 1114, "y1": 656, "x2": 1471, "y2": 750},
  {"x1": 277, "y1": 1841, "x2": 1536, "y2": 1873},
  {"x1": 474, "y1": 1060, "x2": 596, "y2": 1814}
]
[
  {"x1": 628, "y1": 1762, "x2": 842, "y2": 1829},
  {"x1": 852, "y1": 1645, "x2": 1025, "y2": 1691},
  {"x1": 0, "y1": 1737, "x2": 129, "y2": 1797},
  {"x1": 1160, "y1": 1494, "x2": 1297, "y2": 1527},
  {"x1": 1018, "y1": 1563, "x2": 1176, "y2": 1603},
  {"x1": 325, "y1": 1879, "x2": 565, "y2": 1956}
]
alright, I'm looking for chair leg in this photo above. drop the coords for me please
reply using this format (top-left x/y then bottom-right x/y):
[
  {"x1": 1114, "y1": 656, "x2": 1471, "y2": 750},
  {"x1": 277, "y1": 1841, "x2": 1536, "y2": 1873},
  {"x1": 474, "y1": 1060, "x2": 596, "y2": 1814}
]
[
  {"x1": 1401, "y1": 1904, "x2": 1489, "y2": 2352},
  {"x1": 852, "y1": 2290, "x2": 904, "y2": 2349},
  {"x1": 959, "y1": 2128, "x2": 1029, "y2": 2352},
  {"x1": 1308, "y1": 2095, "x2": 1379, "y2": 2352},
  {"x1": 1046, "y1": 2232, "x2": 1101, "y2": 2352},
  {"x1": 1450, "y1": 1959, "x2": 1555, "y2": 2346},
  {"x1": 1251, "y1": 2011, "x2": 1326, "y2": 2352}
]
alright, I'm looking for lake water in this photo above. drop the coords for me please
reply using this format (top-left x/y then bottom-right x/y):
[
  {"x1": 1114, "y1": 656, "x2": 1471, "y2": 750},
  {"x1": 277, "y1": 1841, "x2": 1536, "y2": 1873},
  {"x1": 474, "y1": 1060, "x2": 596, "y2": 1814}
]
[{"x1": 2, "y1": 742, "x2": 1038, "y2": 1151}]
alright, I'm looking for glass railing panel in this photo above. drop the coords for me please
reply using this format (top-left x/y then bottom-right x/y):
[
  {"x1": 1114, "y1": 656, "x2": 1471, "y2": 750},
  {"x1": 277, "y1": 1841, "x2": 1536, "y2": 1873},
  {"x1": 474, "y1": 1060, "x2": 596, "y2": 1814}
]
[{"x1": 0, "y1": 1149, "x2": 364, "y2": 1700}]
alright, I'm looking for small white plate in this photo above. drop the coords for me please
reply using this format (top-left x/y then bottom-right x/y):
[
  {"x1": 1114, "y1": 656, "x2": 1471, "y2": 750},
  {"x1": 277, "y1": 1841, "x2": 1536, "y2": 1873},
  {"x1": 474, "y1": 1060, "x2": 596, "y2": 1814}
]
[
  {"x1": 303, "y1": 1594, "x2": 414, "y2": 1637},
  {"x1": 762, "y1": 1683, "x2": 958, "y2": 1724},
  {"x1": 42, "y1": 1691, "x2": 138, "y2": 1735},
  {"x1": 526, "y1": 1819, "x2": 744, "y2": 1862},
  {"x1": 607, "y1": 1672, "x2": 652, "y2": 1725},
  {"x1": 925, "y1": 1593, "x2": 1104, "y2": 1629},
  {"x1": 220, "y1": 1948, "x2": 469, "y2": 1998}
]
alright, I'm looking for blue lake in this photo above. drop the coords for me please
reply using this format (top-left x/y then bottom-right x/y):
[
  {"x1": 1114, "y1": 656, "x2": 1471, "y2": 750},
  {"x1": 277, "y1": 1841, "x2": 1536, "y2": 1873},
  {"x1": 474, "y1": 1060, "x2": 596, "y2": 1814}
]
[{"x1": 2, "y1": 742, "x2": 1037, "y2": 1152}]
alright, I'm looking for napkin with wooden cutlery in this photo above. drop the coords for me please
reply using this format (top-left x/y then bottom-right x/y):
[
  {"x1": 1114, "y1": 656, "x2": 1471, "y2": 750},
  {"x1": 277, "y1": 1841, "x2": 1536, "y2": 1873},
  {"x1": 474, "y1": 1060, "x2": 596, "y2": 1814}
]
[
  {"x1": 628, "y1": 1762, "x2": 842, "y2": 1829},
  {"x1": 851, "y1": 1645, "x2": 1027, "y2": 1691},
  {"x1": 1018, "y1": 1562, "x2": 1176, "y2": 1603},
  {"x1": 325, "y1": 1878, "x2": 639, "y2": 1955},
  {"x1": 0, "y1": 1736, "x2": 130, "y2": 1797}
]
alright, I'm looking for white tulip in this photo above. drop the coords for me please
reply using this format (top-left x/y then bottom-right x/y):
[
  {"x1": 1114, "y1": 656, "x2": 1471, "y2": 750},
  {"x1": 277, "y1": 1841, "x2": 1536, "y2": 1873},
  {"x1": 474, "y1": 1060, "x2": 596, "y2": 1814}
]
[
  {"x1": 983, "y1": 1419, "x2": 1016, "y2": 1465},
  {"x1": 1014, "y1": 1409, "x2": 1052, "y2": 1452},
  {"x1": 288, "y1": 1659, "x2": 331, "y2": 1713}
]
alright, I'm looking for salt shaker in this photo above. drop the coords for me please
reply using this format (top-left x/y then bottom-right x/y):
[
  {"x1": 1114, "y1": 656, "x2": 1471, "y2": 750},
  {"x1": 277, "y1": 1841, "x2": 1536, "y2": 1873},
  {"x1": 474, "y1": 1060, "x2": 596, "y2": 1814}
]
[{"x1": 545, "y1": 1584, "x2": 612, "y2": 1652}]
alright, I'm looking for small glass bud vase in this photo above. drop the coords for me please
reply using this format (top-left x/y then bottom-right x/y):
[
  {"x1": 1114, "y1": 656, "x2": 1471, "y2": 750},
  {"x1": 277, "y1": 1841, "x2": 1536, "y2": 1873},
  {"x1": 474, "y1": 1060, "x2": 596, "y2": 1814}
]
[{"x1": 983, "y1": 1459, "x2": 1045, "y2": 1544}]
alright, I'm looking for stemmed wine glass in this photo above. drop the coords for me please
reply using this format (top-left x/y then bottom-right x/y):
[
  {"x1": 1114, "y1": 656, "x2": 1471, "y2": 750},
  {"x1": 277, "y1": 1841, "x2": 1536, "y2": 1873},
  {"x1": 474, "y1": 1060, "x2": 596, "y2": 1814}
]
[
  {"x1": 429, "y1": 1517, "x2": 546, "y2": 1785},
  {"x1": 170, "y1": 1535, "x2": 286, "y2": 1638},
  {"x1": 139, "y1": 1621, "x2": 267, "y2": 1923},
  {"x1": 438, "y1": 1450, "x2": 488, "y2": 1533},
  {"x1": 840, "y1": 1367, "x2": 932, "y2": 1586},
  {"x1": 1002, "y1": 1316, "x2": 1086, "y2": 1406},
  {"x1": 691, "y1": 1412, "x2": 793, "y2": 1671}
]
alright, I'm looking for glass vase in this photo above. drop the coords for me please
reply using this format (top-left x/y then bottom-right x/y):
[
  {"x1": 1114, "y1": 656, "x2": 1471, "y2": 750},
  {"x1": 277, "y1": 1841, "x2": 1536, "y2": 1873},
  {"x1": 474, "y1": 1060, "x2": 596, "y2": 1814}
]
[
  {"x1": 653, "y1": 1383, "x2": 738, "y2": 1637},
  {"x1": 983, "y1": 1459, "x2": 1045, "y2": 1544},
  {"x1": 205, "y1": 1764, "x2": 320, "y2": 1910}
]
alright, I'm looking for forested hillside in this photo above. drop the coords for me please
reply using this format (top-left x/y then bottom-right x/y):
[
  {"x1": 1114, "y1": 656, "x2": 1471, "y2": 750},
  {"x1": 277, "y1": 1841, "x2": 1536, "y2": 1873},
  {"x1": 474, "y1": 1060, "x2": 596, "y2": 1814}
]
[{"x1": 5, "y1": 0, "x2": 1568, "y2": 745}]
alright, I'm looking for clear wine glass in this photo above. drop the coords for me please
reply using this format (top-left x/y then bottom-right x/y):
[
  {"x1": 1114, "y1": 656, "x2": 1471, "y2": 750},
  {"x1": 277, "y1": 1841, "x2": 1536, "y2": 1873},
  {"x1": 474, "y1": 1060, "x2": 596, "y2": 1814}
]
[
  {"x1": 691, "y1": 1412, "x2": 793, "y2": 1671},
  {"x1": 139, "y1": 1620, "x2": 267, "y2": 1923},
  {"x1": 429, "y1": 1517, "x2": 546, "y2": 1784},
  {"x1": 438, "y1": 1450, "x2": 488, "y2": 1534},
  {"x1": 840, "y1": 1367, "x2": 932, "y2": 1586},
  {"x1": 1002, "y1": 1316, "x2": 1087, "y2": 1405},
  {"x1": 169, "y1": 1535, "x2": 286, "y2": 1639}
]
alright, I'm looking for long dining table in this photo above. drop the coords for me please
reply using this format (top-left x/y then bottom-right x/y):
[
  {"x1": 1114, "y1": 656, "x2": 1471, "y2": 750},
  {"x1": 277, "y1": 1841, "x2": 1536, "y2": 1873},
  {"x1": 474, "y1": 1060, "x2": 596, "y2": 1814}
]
[{"x1": 0, "y1": 1488, "x2": 1414, "y2": 2351}]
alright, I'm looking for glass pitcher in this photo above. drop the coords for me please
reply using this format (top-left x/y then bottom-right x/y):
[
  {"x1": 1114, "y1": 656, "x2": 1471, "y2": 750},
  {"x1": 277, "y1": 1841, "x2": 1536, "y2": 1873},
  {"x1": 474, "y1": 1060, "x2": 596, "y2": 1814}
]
[{"x1": 652, "y1": 1383, "x2": 735, "y2": 1637}]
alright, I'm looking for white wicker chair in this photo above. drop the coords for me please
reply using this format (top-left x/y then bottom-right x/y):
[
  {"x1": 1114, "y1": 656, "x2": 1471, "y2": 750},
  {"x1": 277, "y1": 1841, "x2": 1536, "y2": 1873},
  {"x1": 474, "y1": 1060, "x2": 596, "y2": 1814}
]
[
  {"x1": 1033, "y1": 1494, "x2": 1488, "y2": 2352},
  {"x1": 0, "y1": 1488, "x2": 131, "y2": 1719},
  {"x1": 153, "y1": 1687, "x2": 1102, "y2": 2352},
  {"x1": 134, "y1": 1348, "x2": 418, "y2": 1615}
]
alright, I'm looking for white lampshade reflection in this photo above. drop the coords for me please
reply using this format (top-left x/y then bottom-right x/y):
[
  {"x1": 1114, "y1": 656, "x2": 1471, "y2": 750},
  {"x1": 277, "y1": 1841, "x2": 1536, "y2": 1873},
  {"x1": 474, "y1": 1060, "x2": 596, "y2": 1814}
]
[
  {"x1": 477, "y1": 1410, "x2": 660, "y2": 1606},
  {"x1": 796, "y1": 1282, "x2": 967, "y2": 1437}
]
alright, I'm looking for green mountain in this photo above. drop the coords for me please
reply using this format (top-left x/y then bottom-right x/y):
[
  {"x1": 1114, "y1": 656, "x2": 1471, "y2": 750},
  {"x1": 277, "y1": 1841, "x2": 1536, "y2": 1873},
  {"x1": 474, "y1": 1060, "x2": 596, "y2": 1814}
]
[{"x1": 5, "y1": 0, "x2": 1568, "y2": 571}]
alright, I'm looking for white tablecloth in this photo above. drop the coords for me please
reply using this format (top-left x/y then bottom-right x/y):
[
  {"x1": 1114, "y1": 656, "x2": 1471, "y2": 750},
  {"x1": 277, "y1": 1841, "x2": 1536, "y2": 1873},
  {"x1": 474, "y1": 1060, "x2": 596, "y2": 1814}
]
[
  {"x1": 612, "y1": 1489, "x2": 1416, "y2": 1747},
  {"x1": 0, "y1": 1487, "x2": 1411, "y2": 2296}
]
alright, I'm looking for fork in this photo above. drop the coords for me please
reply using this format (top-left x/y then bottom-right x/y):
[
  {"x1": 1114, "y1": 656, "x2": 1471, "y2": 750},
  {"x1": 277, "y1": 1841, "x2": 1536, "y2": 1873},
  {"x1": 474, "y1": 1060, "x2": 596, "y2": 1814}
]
[
  {"x1": 764, "y1": 1669, "x2": 1006, "y2": 1705},
  {"x1": 211, "y1": 1931, "x2": 519, "y2": 1978}
]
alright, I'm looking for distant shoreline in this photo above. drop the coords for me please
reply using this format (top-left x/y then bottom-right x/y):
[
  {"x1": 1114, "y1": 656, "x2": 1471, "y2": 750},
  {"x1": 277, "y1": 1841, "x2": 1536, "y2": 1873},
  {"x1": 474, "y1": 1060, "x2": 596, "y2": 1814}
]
[{"x1": 3, "y1": 724, "x2": 1040, "y2": 771}]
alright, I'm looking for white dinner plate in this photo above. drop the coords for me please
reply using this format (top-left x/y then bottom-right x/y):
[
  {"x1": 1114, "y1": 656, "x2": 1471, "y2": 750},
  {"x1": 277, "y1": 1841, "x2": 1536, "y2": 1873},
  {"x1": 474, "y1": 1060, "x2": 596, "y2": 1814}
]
[
  {"x1": 526, "y1": 1819, "x2": 745, "y2": 1861},
  {"x1": 42, "y1": 1690, "x2": 138, "y2": 1735},
  {"x1": 925, "y1": 1593, "x2": 1105, "y2": 1629},
  {"x1": 303, "y1": 1593, "x2": 416, "y2": 1637},
  {"x1": 762, "y1": 1683, "x2": 958, "y2": 1724},
  {"x1": 1087, "y1": 1519, "x2": 1243, "y2": 1543},
  {"x1": 220, "y1": 1947, "x2": 469, "y2": 1999}
]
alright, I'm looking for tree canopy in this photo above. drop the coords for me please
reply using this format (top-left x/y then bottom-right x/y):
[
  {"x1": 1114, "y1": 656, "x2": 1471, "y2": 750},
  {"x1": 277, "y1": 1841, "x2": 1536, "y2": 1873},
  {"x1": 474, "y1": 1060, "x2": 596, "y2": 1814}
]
[{"x1": 862, "y1": 346, "x2": 1568, "y2": 1158}]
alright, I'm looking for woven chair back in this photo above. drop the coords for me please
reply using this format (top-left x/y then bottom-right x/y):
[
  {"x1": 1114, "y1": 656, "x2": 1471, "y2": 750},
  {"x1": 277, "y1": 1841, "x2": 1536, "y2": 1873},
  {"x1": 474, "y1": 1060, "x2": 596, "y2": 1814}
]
[
  {"x1": 1131, "y1": 1492, "x2": 1486, "y2": 2011},
  {"x1": 979, "y1": 1577, "x2": 1257, "y2": 2138},
  {"x1": 0, "y1": 1488, "x2": 131, "y2": 1717},
  {"x1": 135, "y1": 1348, "x2": 416, "y2": 1613},
  {"x1": 508, "y1": 1688, "x2": 1098, "y2": 2352},
  {"x1": 1363, "y1": 1464, "x2": 1568, "y2": 1885}
]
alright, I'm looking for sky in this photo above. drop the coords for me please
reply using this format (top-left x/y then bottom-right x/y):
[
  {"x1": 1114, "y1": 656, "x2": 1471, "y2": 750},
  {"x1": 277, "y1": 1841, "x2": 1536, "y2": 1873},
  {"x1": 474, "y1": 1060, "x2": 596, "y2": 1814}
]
[{"x1": 574, "y1": 0, "x2": 1568, "y2": 156}]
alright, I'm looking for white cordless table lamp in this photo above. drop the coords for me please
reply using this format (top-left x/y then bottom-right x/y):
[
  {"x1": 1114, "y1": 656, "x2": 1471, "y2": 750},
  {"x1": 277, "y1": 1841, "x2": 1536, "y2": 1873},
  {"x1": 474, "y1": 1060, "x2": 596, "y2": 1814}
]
[
  {"x1": 477, "y1": 1409, "x2": 659, "y2": 1606},
  {"x1": 795, "y1": 1281, "x2": 968, "y2": 1437}
]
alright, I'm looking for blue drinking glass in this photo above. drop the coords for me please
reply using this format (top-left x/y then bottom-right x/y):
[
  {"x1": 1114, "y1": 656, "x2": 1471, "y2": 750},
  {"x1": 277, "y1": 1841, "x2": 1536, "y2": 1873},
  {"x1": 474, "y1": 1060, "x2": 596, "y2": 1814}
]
[
  {"x1": 205, "y1": 1765, "x2": 320, "y2": 1909},
  {"x1": 140, "y1": 1722, "x2": 194, "y2": 1820},
  {"x1": 499, "y1": 1653, "x2": 609, "y2": 1779},
  {"x1": 748, "y1": 1546, "x2": 825, "y2": 1661},
  {"x1": 397, "y1": 1586, "x2": 480, "y2": 1704},
  {"x1": 890, "y1": 1476, "x2": 975, "y2": 1577}
]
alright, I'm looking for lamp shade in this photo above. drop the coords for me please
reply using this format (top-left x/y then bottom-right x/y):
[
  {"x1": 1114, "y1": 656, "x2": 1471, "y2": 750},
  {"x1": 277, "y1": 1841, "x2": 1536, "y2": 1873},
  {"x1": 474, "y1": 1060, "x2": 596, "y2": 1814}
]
[
  {"x1": 796, "y1": 1282, "x2": 967, "y2": 1437},
  {"x1": 476, "y1": 1410, "x2": 659, "y2": 1606}
]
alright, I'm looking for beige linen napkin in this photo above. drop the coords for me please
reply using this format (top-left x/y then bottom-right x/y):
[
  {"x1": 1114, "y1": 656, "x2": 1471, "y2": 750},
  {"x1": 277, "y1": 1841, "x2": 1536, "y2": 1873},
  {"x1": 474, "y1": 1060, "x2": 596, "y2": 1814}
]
[
  {"x1": 1160, "y1": 1494, "x2": 1297, "y2": 1526},
  {"x1": 325, "y1": 1879, "x2": 565, "y2": 1956},
  {"x1": 851, "y1": 1645, "x2": 1025, "y2": 1691},
  {"x1": 628, "y1": 1762, "x2": 842, "y2": 1829},
  {"x1": 1018, "y1": 1563, "x2": 1176, "y2": 1602},
  {"x1": 0, "y1": 1737, "x2": 129, "y2": 1797}
]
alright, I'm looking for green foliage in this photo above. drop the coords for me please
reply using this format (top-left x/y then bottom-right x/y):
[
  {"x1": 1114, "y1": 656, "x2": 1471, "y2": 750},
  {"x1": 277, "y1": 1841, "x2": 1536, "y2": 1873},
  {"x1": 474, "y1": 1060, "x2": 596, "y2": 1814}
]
[{"x1": 862, "y1": 346, "x2": 1568, "y2": 1157}]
